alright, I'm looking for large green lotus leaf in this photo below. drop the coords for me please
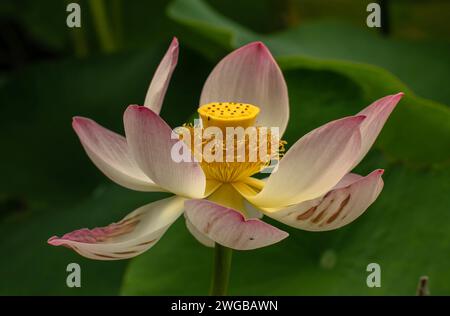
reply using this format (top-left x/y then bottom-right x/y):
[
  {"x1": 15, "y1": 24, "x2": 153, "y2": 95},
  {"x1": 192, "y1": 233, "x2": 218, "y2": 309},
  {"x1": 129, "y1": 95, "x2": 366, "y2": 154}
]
[
  {"x1": 121, "y1": 161, "x2": 450, "y2": 295},
  {"x1": 167, "y1": 0, "x2": 450, "y2": 167},
  {"x1": 0, "y1": 184, "x2": 171, "y2": 295},
  {"x1": 266, "y1": 22, "x2": 450, "y2": 105},
  {"x1": 0, "y1": 43, "x2": 211, "y2": 206}
]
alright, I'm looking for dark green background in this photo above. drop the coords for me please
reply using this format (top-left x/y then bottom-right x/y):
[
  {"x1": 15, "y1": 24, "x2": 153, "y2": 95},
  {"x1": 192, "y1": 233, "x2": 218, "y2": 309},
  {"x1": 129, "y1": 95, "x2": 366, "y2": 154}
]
[{"x1": 0, "y1": 0, "x2": 449, "y2": 295}]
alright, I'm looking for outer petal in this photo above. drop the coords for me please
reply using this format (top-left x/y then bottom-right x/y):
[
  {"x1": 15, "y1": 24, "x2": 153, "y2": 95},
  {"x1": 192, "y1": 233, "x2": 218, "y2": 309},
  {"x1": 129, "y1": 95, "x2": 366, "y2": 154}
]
[
  {"x1": 124, "y1": 105, "x2": 206, "y2": 198},
  {"x1": 184, "y1": 199, "x2": 288, "y2": 250},
  {"x1": 184, "y1": 192, "x2": 263, "y2": 248},
  {"x1": 261, "y1": 170, "x2": 384, "y2": 231},
  {"x1": 184, "y1": 214, "x2": 215, "y2": 248},
  {"x1": 200, "y1": 42, "x2": 289, "y2": 135},
  {"x1": 72, "y1": 117, "x2": 162, "y2": 192},
  {"x1": 48, "y1": 196, "x2": 184, "y2": 260},
  {"x1": 353, "y1": 93, "x2": 403, "y2": 167},
  {"x1": 244, "y1": 116, "x2": 365, "y2": 208},
  {"x1": 144, "y1": 37, "x2": 179, "y2": 114}
]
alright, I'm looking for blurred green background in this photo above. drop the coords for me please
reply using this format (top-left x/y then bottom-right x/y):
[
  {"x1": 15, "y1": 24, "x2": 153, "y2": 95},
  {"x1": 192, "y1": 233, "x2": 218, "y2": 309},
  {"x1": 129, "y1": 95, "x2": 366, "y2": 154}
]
[{"x1": 0, "y1": 0, "x2": 449, "y2": 295}]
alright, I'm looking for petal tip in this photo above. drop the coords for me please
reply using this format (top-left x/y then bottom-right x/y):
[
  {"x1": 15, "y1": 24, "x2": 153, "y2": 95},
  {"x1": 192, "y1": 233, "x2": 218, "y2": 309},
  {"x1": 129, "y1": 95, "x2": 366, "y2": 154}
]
[
  {"x1": 353, "y1": 114, "x2": 367, "y2": 124},
  {"x1": 72, "y1": 116, "x2": 85, "y2": 125},
  {"x1": 241, "y1": 41, "x2": 271, "y2": 56},
  {"x1": 72, "y1": 116, "x2": 91, "y2": 131},
  {"x1": 391, "y1": 92, "x2": 404, "y2": 103},
  {"x1": 252, "y1": 41, "x2": 266, "y2": 49},
  {"x1": 125, "y1": 105, "x2": 159, "y2": 123},
  {"x1": 169, "y1": 37, "x2": 179, "y2": 59},
  {"x1": 126, "y1": 104, "x2": 149, "y2": 113},
  {"x1": 279, "y1": 230, "x2": 290, "y2": 240},
  {"x1": 47, "y1": 236, "x2": 62, "y2": 246}
]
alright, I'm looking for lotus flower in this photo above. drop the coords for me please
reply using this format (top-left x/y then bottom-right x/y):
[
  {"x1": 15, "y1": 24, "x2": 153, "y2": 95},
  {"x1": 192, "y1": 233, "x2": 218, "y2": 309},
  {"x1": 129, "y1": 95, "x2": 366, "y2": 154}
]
[{"x1": 48, "y1": 38, "x2": 403, "y2": 260}]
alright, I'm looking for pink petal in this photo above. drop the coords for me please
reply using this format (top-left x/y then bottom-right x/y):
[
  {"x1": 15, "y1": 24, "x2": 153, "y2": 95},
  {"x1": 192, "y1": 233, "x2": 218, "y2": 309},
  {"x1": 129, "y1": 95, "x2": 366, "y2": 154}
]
[
  {"x1": 263, "y1": 170, "x2": 384, "y2": 231},
  {"x1": 72, "y1": 117, "x2": 162, "y2": 192},
  {"x1": 184, "y1": 199, "x2": 288, "y2": 250},
  {"x1": 200, "y1": 42, "x2": 289, "y2": 135},
  {"x1": 123, "y1": 105, "x2": 206, "y2": 198},
  {"x1": 353, "y1": 93, "x2": 404, "y2": 167},
  {"x1": 184, "y1": 213, "x2": 214, "y2": 248},
  {"x1": 144, "y1": 37, "x2": 179, "y2": 114},
  {"x1": 48, "y1": 196, "x2": 184, "y2": 260},
  {"x1": 247, "y1": 116, "x2": 365, "y2": 208},
  {"x1": 184, "y1": 202, "x2": 263, "y2": 249}
]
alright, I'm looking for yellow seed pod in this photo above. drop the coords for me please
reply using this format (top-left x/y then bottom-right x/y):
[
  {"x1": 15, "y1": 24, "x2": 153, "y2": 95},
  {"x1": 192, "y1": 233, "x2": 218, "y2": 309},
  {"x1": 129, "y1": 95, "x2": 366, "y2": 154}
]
[{"x1": 198, "y1": 102, "x2": 260, "y2": 129}]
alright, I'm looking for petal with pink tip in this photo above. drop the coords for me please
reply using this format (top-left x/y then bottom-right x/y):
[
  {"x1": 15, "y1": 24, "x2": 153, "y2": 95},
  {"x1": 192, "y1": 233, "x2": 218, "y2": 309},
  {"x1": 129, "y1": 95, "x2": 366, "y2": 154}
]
[
  {"x1": 244, "y1": 116, "x2": 365, "y2": 208},
  {"x1": 261, "y1": 170, "x2": 384, "y2": 231},
  {"x1": 184, "y1": 199, "x2": 288, "y2": 250},
  {"x1": 200, "y1": 42, "x2": 289, "y2": 135},
  {"x1": 353, "y1": 93, "x2": 403, "y2": 167},
  {"x1": 144, "y1": 37, "x2": 179, "y2": 114},
  {"x1": 72, "y1": 117, "x2": 162, "y2": 192},
  {"x1": 48, "y1": 196, "x2": 184, "y2": 260},
  {"x1": 124, "y1": 105, "x2": 206, "y2": 198}
]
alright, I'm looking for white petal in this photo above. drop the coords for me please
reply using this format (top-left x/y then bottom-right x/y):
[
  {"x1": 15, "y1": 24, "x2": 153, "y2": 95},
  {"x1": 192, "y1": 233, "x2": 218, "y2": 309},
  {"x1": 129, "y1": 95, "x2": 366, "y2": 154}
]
[
  {"x1": 353, "y1": 93, "x2": 403, "y2": 167},
  {"x1": 245, "y1": 116, "x2": 365, "y2": 208},
  {"x1": 144, "y1": 37, "x2": 179, "y2": 114},
  {"x1": 333, "y1": 172, "x2": 363, "y2": 189},
  {"x1": 72, "y1": 117, "x2": 162, "y2": 192},
  {"x1": 185, "y1": 199, "x2": 288, "y2": 250},
  {"x1": 184, "y1": 213, "x2": 215, "y2": 248},
  {"x1": 261, "y1": 170, "x2": 384, "y2": 231},
  {"x1": 48, "y1": 196, "x2": 185, "y2": 260},
  {"x1": 200, "y1": 42, "x2": 289, "y2": 135},
  {"x1": 124, "y1": 105, "x2": 206, "y2": 198}
]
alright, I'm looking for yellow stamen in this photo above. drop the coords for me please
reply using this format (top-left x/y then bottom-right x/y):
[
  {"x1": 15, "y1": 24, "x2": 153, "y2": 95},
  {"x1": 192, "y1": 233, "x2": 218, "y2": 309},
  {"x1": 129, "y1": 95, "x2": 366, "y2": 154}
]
[{"x1": 180, "y1": 102, "x2": 285, "y2": 183}]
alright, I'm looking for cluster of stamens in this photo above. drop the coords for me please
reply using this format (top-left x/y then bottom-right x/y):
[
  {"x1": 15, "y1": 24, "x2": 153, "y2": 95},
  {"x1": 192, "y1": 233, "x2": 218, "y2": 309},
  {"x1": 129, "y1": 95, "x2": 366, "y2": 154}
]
[{"x1": 178, "y1": 102, "x2": 286, "y2": 183}]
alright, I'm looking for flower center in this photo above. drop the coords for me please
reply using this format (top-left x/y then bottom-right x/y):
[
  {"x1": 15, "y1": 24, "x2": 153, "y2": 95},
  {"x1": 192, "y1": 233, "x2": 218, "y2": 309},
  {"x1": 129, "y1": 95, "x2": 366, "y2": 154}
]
[{"x1": 180, "y1": 102, "x2": 285, "y2": 183}]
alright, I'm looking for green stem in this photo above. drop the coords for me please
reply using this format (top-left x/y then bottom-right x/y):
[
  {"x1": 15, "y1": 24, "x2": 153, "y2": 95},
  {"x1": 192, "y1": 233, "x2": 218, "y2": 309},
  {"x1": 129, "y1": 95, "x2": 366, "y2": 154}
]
[
  {"x1": 209, "y1": 244, "x2": 233, "y2": 296},
  {"x1": 88, "y1": 0, "x2": 116, "y2": 53}
]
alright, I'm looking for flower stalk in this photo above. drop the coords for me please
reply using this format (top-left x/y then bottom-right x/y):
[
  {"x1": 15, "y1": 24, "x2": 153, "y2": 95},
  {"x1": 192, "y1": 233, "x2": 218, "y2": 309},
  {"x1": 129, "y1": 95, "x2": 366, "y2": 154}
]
[{"x1": 209, "y1": 244, "x2": 233, "y2": 296}]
